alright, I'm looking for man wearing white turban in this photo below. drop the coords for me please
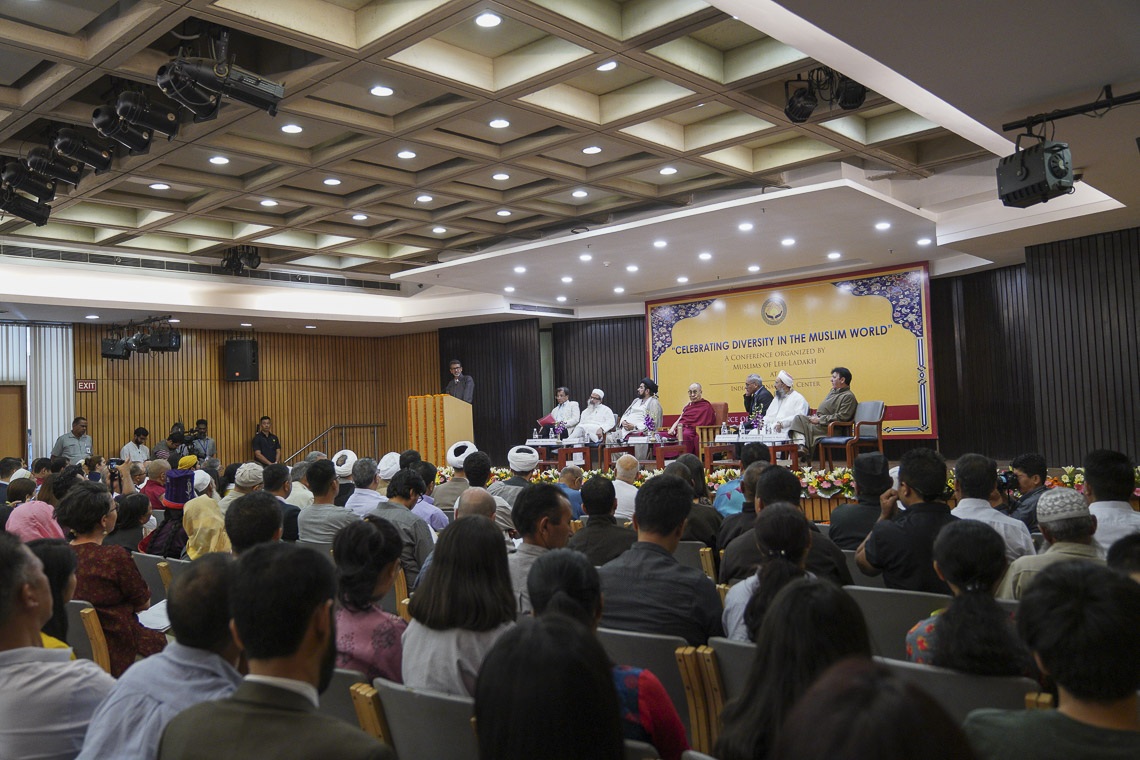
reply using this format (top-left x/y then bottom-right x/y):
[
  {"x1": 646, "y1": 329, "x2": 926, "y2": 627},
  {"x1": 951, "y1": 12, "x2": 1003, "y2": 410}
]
[
  {"x1": 763, "y1": 370, "x2": 810, "y2": 433},
  {"x1": 564, "y1": 389, "x2": 615, "y2": 444}
]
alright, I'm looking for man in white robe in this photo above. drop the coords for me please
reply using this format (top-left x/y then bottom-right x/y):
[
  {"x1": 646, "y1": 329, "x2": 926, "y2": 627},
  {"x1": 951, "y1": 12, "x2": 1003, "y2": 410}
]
[
  {"x1": 763, "y1": 370, "x2": 810, "y2": 434},
  {"x1": 564, "y1": 389, "x2": 615, "y2": 444}
]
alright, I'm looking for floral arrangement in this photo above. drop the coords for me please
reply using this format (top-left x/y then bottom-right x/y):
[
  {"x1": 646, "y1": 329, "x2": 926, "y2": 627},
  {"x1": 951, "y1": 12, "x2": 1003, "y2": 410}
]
[
  {"x1": 643, "y1": 414, "x2": 656, "y2": 434},
  {"x1": 706, "y1": 468, "x2": 740, "y2": 489},
  {"x1": 798, "y1": 466, "x2": 856, "y2": 499},
  {"x1": 744, "y1": 403, "x2": 764, "y2": 430},
  {"x1": 1045, "y1": 465, "x2": 1140, "y2": 497},
  {"x1": 552, "y1": 421, "x2": 567, "y2": 438}
]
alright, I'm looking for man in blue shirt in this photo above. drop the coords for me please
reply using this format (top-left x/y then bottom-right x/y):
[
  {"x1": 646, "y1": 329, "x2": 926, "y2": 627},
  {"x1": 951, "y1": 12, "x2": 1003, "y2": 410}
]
[
  {"x1": 712, "y1": 442, "x2": 770, "y2": 516},
  {"x1": 556, "y1": 465, "x2": 584, "y2": 519}
]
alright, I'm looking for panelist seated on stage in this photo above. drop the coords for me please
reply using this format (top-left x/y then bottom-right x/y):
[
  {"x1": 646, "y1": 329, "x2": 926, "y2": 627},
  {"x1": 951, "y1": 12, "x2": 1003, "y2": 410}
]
[
  {"x1": 610, "y1": 378, "x2": 663, "y2": 461},
  {"x1": 762, "y1": 370, "x2": 810, "y2": 434},
  {"x1": 563, "y1": 389, "x2": 614, "y2": 444},
  {"x1": 787, "y1": 366, "x2": 858, "y2": 456},
  {"x1": 536, "y1": 386, "x2": 580, "y2": 438},
  {"x1": 742, "y1": 373, "x2": 774, "y2": 428},
  {"x1": 667, "y1": 383, "x2": 716, "y2": 457}
]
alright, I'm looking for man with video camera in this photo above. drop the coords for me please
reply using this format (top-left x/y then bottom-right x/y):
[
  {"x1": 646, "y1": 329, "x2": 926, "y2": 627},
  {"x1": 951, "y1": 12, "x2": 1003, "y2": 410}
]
[{"x1": 1005, "y1": 453, "x2": 1049, "y2": 532}]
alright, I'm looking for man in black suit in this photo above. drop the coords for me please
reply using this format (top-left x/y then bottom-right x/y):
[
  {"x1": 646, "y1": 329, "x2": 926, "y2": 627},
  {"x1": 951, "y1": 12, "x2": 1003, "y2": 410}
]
[
  {"x1": 742, "y1": 373, "x2": 774, "y2": 426},
  {"x1": 158, "y1": 543, "x2": 393, "y2": 760}
]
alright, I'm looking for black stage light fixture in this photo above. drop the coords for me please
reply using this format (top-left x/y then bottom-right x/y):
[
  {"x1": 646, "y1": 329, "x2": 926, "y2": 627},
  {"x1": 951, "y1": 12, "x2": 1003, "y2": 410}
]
[
  {"x1": 101, "y1": 336, "x2": 130, "y2": 360},
  {"x1": 2, "y1": 161, "x2": 56, "y2": 203},
  {"x1": 148, "y1": 328, "x2": 182, "y2": 352},
  {"x1": 835, "y1": 75, "x2": 868, "y2": 110},
  {"x1": 125, "y1": 330, "x2": 151, "y2": 354},
  {"x1": 156, "y1": 60, "x2": 222, "y2": 122},
  {"x1": 996, "y1": 138, "x2": 1074, "y2": 208},
  {"x1": 53, "y1": 128, "x2": 113, "y2": 174},
  {"x1": 240, "y1": 245, "x2": 260, "y2": 270},
  {"x1": 92, "y1": 105, "x2": 152, "y2": 154},
  {"x1": 156, "y1": 29, "x2": 284, "y2": 119},
  {"x1": 784, "y1": 78, "x2": 817, "y2": 123},
  {"x1": 0, "y1": 185, "x2": 51, "y2": 226},
  {"x1": 27, "y1": 146, "x2": 83, "y2": 187},
  {"x1": 220, "y1": 248, "x2": 245, "y2": 275},
  {"x1": 116, "y1": 91, "x2": 180, "y2": 139}
]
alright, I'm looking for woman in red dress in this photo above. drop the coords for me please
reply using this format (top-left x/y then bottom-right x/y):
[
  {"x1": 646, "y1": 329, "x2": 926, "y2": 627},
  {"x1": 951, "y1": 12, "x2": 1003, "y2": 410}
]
[{"x1": 55, "y1": 480, "x2": 166, "y2": 676}]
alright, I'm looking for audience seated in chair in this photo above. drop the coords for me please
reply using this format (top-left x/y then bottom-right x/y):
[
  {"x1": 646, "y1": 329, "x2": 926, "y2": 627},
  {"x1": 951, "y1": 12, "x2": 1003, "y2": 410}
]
[
  {"x1": 297, "y1": 459, "x2": 359, "y2": 544},
  {"x1": 1083, "y1": 449, "x2": 1140, "y2": 552},
  {"x1": 157, "y1": 542, "x2": 392, "y2": 760},
  {"x1": 711, "y1": 443, "x2": 770, "y2": 517},
  {"x1": 413, "y1": 487, "x2": 505, "y2": 592},
  {"x1": 950, "y1": 454, "x2": 1035, "y2": 562},
  {"x1": 715, "y1": 579, "x2": 872, "y2": 760},
  {"x1": 770, "y1": 658, "x2": 978, "y2": 760},
  {"x1": 224, "y1": 490, "x2": 284, "y2": 555},
  {"x1": 556, "y1": 465, "x2": 585, "y2": 519},
  {"x1": 332, "y1": 517, "x2": 407, "y2": 683},
  {"x1": 527, "y1": 548, "x2": 689, "y2": 760},
  {"x1": 597, "y1": 474, "x2": 724, "y2": 645},
  {"x1": 906, "y1": 519, "x2": 1033, "y2": 677},
  {"x1": 612, "y1": 455, "x2": 641, "y2": 523},
  {"x1": 567, "y1": 476, "x2": 638, "y2": 567},
  {"x1": 1107, "y1": 533, "x2": 1140, "y2": 583},
  {"x1": 78, "y1": 553, "x2": 243, "y2": 760},
  {"x1": 183, "y1": 472, "x2": 231, "y2": 558},
  {"x1": 475, "y1": 613, "x2": 625, "y2": 760},
  {"x1": 370, "y1": 469, "x2": 434, "y2": 589},
  {"x1": 0, "y1": 532, "x2": 115, "y2": 759},
  {"x1": 827, "y1": 452, "x2": 892, "y2": 550},
  {"x1": 668, "y1": 454, "x2": 723, "y2": 551},
  {"x1": 963, "y1": 561, "x2": 1140, "y2": 760},
  {"x1": 25, "y1": 538, "x2": 77, "y2": 652}
]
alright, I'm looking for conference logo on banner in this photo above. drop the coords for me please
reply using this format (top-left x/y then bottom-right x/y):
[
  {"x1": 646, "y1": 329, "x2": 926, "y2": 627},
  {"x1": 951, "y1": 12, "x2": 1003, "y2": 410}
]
[{"x1": 646, "y1": 264, "x2": 936, "y2": 439}]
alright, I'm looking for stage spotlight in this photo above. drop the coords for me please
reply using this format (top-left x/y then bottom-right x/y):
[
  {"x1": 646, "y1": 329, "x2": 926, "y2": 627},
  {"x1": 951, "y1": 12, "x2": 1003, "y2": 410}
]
[
  {"x1": 92, "y1": 106, "x2": 152, "y2": 154},
  {"x1": 241, "y1": 246, "x2": 260, "y2": 270},
  {"x1": 156, "y1": 60, "x2": 222, "y2": 122},
  {"x1": 101, "y1": 336, "x2": 130, "y2": 360},
  {"x1": 2, "y1": 161, "x2": 56, "y2": 203},
  {"x1": 0, "y1": 186, "x2": 51, "y2": 226},
  {"x1": 125, "y1": 331, "x2": 151, "y2": 354},
  {"x1": 784, "y1": 79, "x2": 817, "y2": 123},
  {"x1": 157, "y1": 30, "x2": 284, "y2": 118},
  {"x1": 27, "y1": 147, "x2": 83, "y2": 187},
  {"x1": 835, "y1": 75, "x2": 867, "y2": 110},
  {"x1": 116, "y1": 91, "x2": 180, "y2": 139},
  {"x1": 148, "y1": 328, "x2": 181, "y2": 352},
  {"x1": 53, "y1": 128, "x2": 113, "y2": 174}
]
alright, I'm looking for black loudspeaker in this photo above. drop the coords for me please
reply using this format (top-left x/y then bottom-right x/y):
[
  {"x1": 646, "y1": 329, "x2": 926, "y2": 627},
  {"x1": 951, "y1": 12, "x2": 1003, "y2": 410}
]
[{"x1": 224, "y1": 339, "x2": 258, "y2": 382}]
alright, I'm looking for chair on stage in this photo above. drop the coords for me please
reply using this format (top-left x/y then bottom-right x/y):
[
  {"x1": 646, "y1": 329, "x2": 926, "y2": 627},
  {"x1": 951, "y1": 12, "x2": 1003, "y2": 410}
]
[
  {"x1": 655, "y1": 444, "x2": 687, "y2": 469},
  {"x1": 558, "y1": 444, "x2": 592, "y2": 469},
  {"x1": 600, "y1": 445, "x2": 635, "y2": 472},
  {"x1": 702, "y1": 443, "x2": 739, "y2": 471},
  {"x1": 817, "y1": 400, "x2": 885, "y2": 469}
]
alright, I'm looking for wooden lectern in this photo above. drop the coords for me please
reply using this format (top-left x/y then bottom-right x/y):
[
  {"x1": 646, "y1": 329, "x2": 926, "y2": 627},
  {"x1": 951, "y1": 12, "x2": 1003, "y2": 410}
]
[{"x1": 407, "y1": 394, "x2": 474, "y2": 465}]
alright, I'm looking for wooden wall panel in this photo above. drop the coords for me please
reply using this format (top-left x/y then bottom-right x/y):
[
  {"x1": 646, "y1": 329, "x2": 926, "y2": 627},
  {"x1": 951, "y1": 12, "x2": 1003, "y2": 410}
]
[
  {"x1": 1025, "y1": 227, "x2": 1140, "y2": 463},
  {"x1": 552, "y1": 316, "x2": 647, "y2": 410},
  {"x1": 438, "y1": 319, "x2": 541, "y2": 464},
  {"x1": 72, "y1": 326, "x2": 439, "y2": 466}
]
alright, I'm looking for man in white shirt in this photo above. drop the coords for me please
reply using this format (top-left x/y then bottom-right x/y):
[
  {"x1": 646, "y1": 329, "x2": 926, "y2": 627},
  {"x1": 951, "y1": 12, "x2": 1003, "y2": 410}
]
[
  {"x1": 564, "y1": 389, "x2": 615, "y2": 444},
  {"x1": 344, "y1": 457, "x2": 388, "y2": 518},
  {"x1": 950, "y1": 454, "x2": 1035, "y2": 561},
  {"x1": 0, "y1": 533, "x2": 115, "y2": 758},
  {"x1": 539, "y1": 386, "x2": 580, "y2": 438},
  {"x1": 1084, "y1": 448, "x2": 1140, "y2": 551},
  {"x1": 611, "y1": 378, "x2": 664, "y2": 460},
  {"x1": 120, "y1": 426, "x2": 151, "y2": 462},
  {"x1": 763, "y1": 370, "x2": 810, "y2": 433},
  {"x1": 612, "y1": 454, "x2": 640, "y2": 522}
]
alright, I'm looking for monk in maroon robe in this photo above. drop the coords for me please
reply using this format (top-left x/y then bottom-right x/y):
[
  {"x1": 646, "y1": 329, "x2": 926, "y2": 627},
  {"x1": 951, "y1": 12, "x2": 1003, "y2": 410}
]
[{"x1": 669, "y1": 383, "x2": 716, "y2": 456}]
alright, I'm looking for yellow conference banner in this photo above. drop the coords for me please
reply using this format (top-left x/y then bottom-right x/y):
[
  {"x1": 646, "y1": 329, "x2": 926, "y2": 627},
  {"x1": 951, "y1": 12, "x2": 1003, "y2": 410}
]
[{"x1": 646, "y1": 264, "x2": 936, "y2": 439}]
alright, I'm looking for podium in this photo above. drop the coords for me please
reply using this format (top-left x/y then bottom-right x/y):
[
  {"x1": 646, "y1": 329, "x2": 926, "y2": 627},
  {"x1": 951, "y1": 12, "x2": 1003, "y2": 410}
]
[{"x1": 407, "y1": 394, "x2": 473, "y2": 465}]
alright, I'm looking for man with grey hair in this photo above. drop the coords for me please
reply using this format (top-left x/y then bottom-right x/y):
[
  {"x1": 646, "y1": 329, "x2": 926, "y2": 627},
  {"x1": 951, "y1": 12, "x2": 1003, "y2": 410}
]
[
  {"x1": 286, "y1": 460, "x2": 314, "y2": 509},
  {"x1": 304, "y1": 451, "x2": 327, "y2": 463},
  {"x1": 564, "y1": 389, "x2": 615, "y2": 444},
  {"x1": 344, "y1": 457, "x2": 387, "y2": 518},
  {"x1": 613, "y1": 454, "x2": 640, "y2": 522},
  {"x1": 742, "y1": 373, "x2": 773, "y2": 427}
]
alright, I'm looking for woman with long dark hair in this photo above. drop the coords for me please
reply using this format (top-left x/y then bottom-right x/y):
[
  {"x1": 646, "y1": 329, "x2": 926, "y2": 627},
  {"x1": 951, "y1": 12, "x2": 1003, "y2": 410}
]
[
  {"x1": 907, "y1": 519, "x2": 1032, "y2": 676},
  {"x1": 26, "y1": 538, "x2": 77, "y2": 649}
]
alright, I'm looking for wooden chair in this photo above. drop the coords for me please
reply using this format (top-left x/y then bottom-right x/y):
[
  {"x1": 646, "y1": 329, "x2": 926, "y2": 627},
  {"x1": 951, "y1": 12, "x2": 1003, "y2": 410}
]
[
  {"x1": 876, "y1": 657, "x2": 1042, "y2": 722},
  {"x1": 716, "y1": 584, "x2": 730, "y2": 606},
  {"x1": 369, "y1": 677, "x2": 478, "y2": 760},
  {"x1": 376, "y1": 567, "x2": 408, "y2": 616},
  {"x1": 596, "y1": 628, "x2": 693, "y2": 742},
  {"x1": 673, "y1": 540, "x2": 705, "y2": 573},
  {"x1": 569, "y1": 519, "x2": 585, "y2": 534},
  {"x1": 131, "y1": 551, "x2": 170, "y2": 603},
  {"x1": 655, "y1": 444, "x2": 687, "y2": 469},
  {"x1": 66, "y1": 600, "x2": 112, "y2": 674},
  {"x1": 558, "y1": 444, "x2": 592, "y2": 469},
  {"x1": 701, "y1": 443, "x2": 739, "y2": 471},
  {"x1": 698, "y1": 547, "x2": 716, "y2": 581},
  {"x1": 817, "y1": 400, "x2": 885, "y2": 469},
  {"x1": 698, "y1": 637, "x2": 758, "y2": 748},
  {"x1": 840, "y1": 549, "x2": 885, "y2": 588},
  {"x1": 533, "y1": 444, "x2": 558, "y2": 470},
  {"x1": 844, "y1": 586, "x2": 951, "y2": 660},
  {"x1": 318, "y1": 668, "x2": 367, "y2": 725},
  {"x1": 676, "y1": 646, "x2": 714, "y2": 754},
  {"x1": 156, "y1": 556, "x2": 191, "y2": 592},
  {"x1": 350, "y1": 683, "x2": 390, "y2": 742},
  {"x1": 397, "y1": 597, "x2": 411, "y2": 623},
  {"x1": 600, "y1": 445, "x2": 635, "y2": 473}
]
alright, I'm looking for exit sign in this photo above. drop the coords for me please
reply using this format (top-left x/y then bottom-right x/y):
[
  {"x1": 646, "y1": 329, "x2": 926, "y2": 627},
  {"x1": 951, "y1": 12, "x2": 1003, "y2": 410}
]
[{"x1": 77, "y1": 380, "x2": 97, "y2": 392}]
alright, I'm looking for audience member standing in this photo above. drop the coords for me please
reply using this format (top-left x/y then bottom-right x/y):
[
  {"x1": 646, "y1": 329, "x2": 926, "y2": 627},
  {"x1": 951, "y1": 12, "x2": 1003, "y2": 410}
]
[
  {"x1": 444, "y1": 359, "x2": 474, "y2": 403},
  {"x1": 119, "y1": 427, "x2": 150, "y2": 463},
  {"x1": 251, "y1": 416, "x2": 281, "y2": 465},
  {"x1": 51, "y1": 416, "x2": 92, "y2": 463}
]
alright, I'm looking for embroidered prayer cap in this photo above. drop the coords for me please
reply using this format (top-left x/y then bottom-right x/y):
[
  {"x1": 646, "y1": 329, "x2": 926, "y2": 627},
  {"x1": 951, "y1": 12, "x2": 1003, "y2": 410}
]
[
  {"x1": 592, "y1": 388, "x2": 604, "y2": 400},
  {"x1": 777, "y1": 370, "x2": 794, "y2": 386},
  {"x1": 640, "y1": 377, "x2": 659, "y2": 394},
  {"x1": 508, "y1": 445, "x2": 540, "y2": 472},
  {"x1": 177, "y1": 454, "x2": 199, "y2": 470},
  {"x1": 447, "y1": 441, "x2": 477, "y2": 469},
  {"x1": 162, "y1": 470, "x2": 196, "y2": 509},
  {"x1": 377, "y1": 452, "x2": 401, "y2": 480},
  {"x1": 332, "y1": 450, "x2": 357, "y2": 478},
  {"x1": 235, "y1": 462, "x2": 264, "y2": 489},
  {"x1": 1036, "y1": 487, "x2": 1090, "y2": 524}
]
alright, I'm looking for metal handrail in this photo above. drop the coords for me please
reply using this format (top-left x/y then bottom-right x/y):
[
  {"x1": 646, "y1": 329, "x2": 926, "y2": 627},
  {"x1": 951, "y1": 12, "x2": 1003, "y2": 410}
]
[{"x1": 284, "y1": 423, "x2": 387, "y2": 464}]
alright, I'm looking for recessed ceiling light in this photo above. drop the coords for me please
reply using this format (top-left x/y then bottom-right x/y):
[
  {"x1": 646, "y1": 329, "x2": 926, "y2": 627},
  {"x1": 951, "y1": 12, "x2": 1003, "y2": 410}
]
[
  {"x1": 582, "y1": 146, "x2": 601, "y2": 155},
  {"x1": 659, "y1": 166, "x2": 678, "y2": 175},
  {"x1": 370, "y1": 85, "x2": 394, "y2": 97},
  {"x1": 613, "y1": 286, "x2": 625, "y2": 294},
  {"x1": 827, "y1": 251, "x2": 842, "y2": 260},
  {"x1": 85, "y1": 314, "x2": 99, "y2": 320},
  {"x1": 917, "y1": 237, "x2": 932, "y2": 246},
  {"x1": 579, "y1": 253, "x2": 592, "y2": 262},
  {"x1": 432, "y1": 226, "x2": 447, "y2": 234},
  {"x1": 596, "y1": 61, "x2": 618, "y2": 71},
  {"x1": 561, "y1": 276, "x2": 573, "y2": 283},
  {"x1": 397, "y1": 150, "x2": 416, "y2": 159},
  {"x1": 167, "y1": 319, "x2": 180, "y2": 324},
  {"x1": 149, "y1": 182, "x2": 170, "y2": 190},
  {"x1": 748, "y1": 265, "x2": 760, "y2": 272},
  {"x1": 488, "y1": 118, "x2": 510, "y2": 129},
  {"x1": 492, "y1": 172, "x2": 510, "y2": 181},
  {"x1": 699, "y1": 252, "x2": 712, "y2": 261},
  {"x1": 323, "y1": 178, "x2": 341, "y2": 186},
  {"x1": 260, "y1": 200, "x2": 278, "y2": 207},
  {"x1": 281, "y1": 124, "x2": 302, "y2": 134},
  {"x1": 875, "y1": 222, "x2": 891, "y2": 230},
  {"x1": 497, "y1": 209, "x2": 512, "y2": 217},
  {"x1": 304, "y1": 325, "x2": 317, "y2": 329},
  {"x1": 475, "y1": 12, "x2": 501, "y2": 27},
  {"x1": 556, "y1": 296, "x2": 567, "y2": 302},
  {"x1": 504, "y1": 286, "x2": 515, "y2": 293},
  {"x1": 653, "y1": 240, "x2": 667, "y2": 249},
  {"x1": 676, "y1": 276, "x2": 688, "y2": 283},
  {"x1": 240, "y1": 323, "x2": 253, "y2": 327},
  {"x1": 209, "y1": 156, "x2": 228, "y2": 165},
  {"x1": 626, "y1": 264, "x2": 639, "y2": 272},
  {"x1": 571, "y1": 190, "x2": 588, "y2": 198},
  {"x1": 514, "y1": 266, "x2": 527, "y2": 274},
  {"x1": 352, "y1": 214, "x2": 368, "y2": 221},
  {"x1": 416, "y1": 194, "x2": 433, "y2": 203},
  {"x1": 781, "y1": 238, "x2": 795, "y2": 246},
  {"x1": 738, "y1": 222, "x2": 753, "y2": 232}
]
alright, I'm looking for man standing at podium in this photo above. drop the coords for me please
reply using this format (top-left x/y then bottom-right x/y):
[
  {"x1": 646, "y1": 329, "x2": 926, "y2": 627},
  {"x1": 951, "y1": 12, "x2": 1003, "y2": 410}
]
[{"x1": 444, "y1": 359, "x2": 474, "y2": 403}]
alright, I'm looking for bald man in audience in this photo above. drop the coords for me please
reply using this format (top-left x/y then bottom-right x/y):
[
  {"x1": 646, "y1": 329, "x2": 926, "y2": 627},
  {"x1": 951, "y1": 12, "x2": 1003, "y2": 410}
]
[
  {"x1": 78, "y1": 554, "x2": 243, "y2": 760},
  {"x1": 142, "y1": 459, "x2": 171, "y2": 512},
  {"x1": 0, "y1": 533, "x2": 115, "y2": 758},
  {"x1": 612, "y1": 454, "x2": 641, "y2": 522},
  {"x1": 158, "y1": 543, "x2": 392, "y2": 760}
]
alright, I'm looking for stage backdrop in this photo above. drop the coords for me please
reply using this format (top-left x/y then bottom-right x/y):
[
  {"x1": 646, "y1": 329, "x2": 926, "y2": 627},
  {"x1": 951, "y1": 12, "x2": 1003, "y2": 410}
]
[{"x1": 646, "y1": 264, "x2": 936, "y2": 439}]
